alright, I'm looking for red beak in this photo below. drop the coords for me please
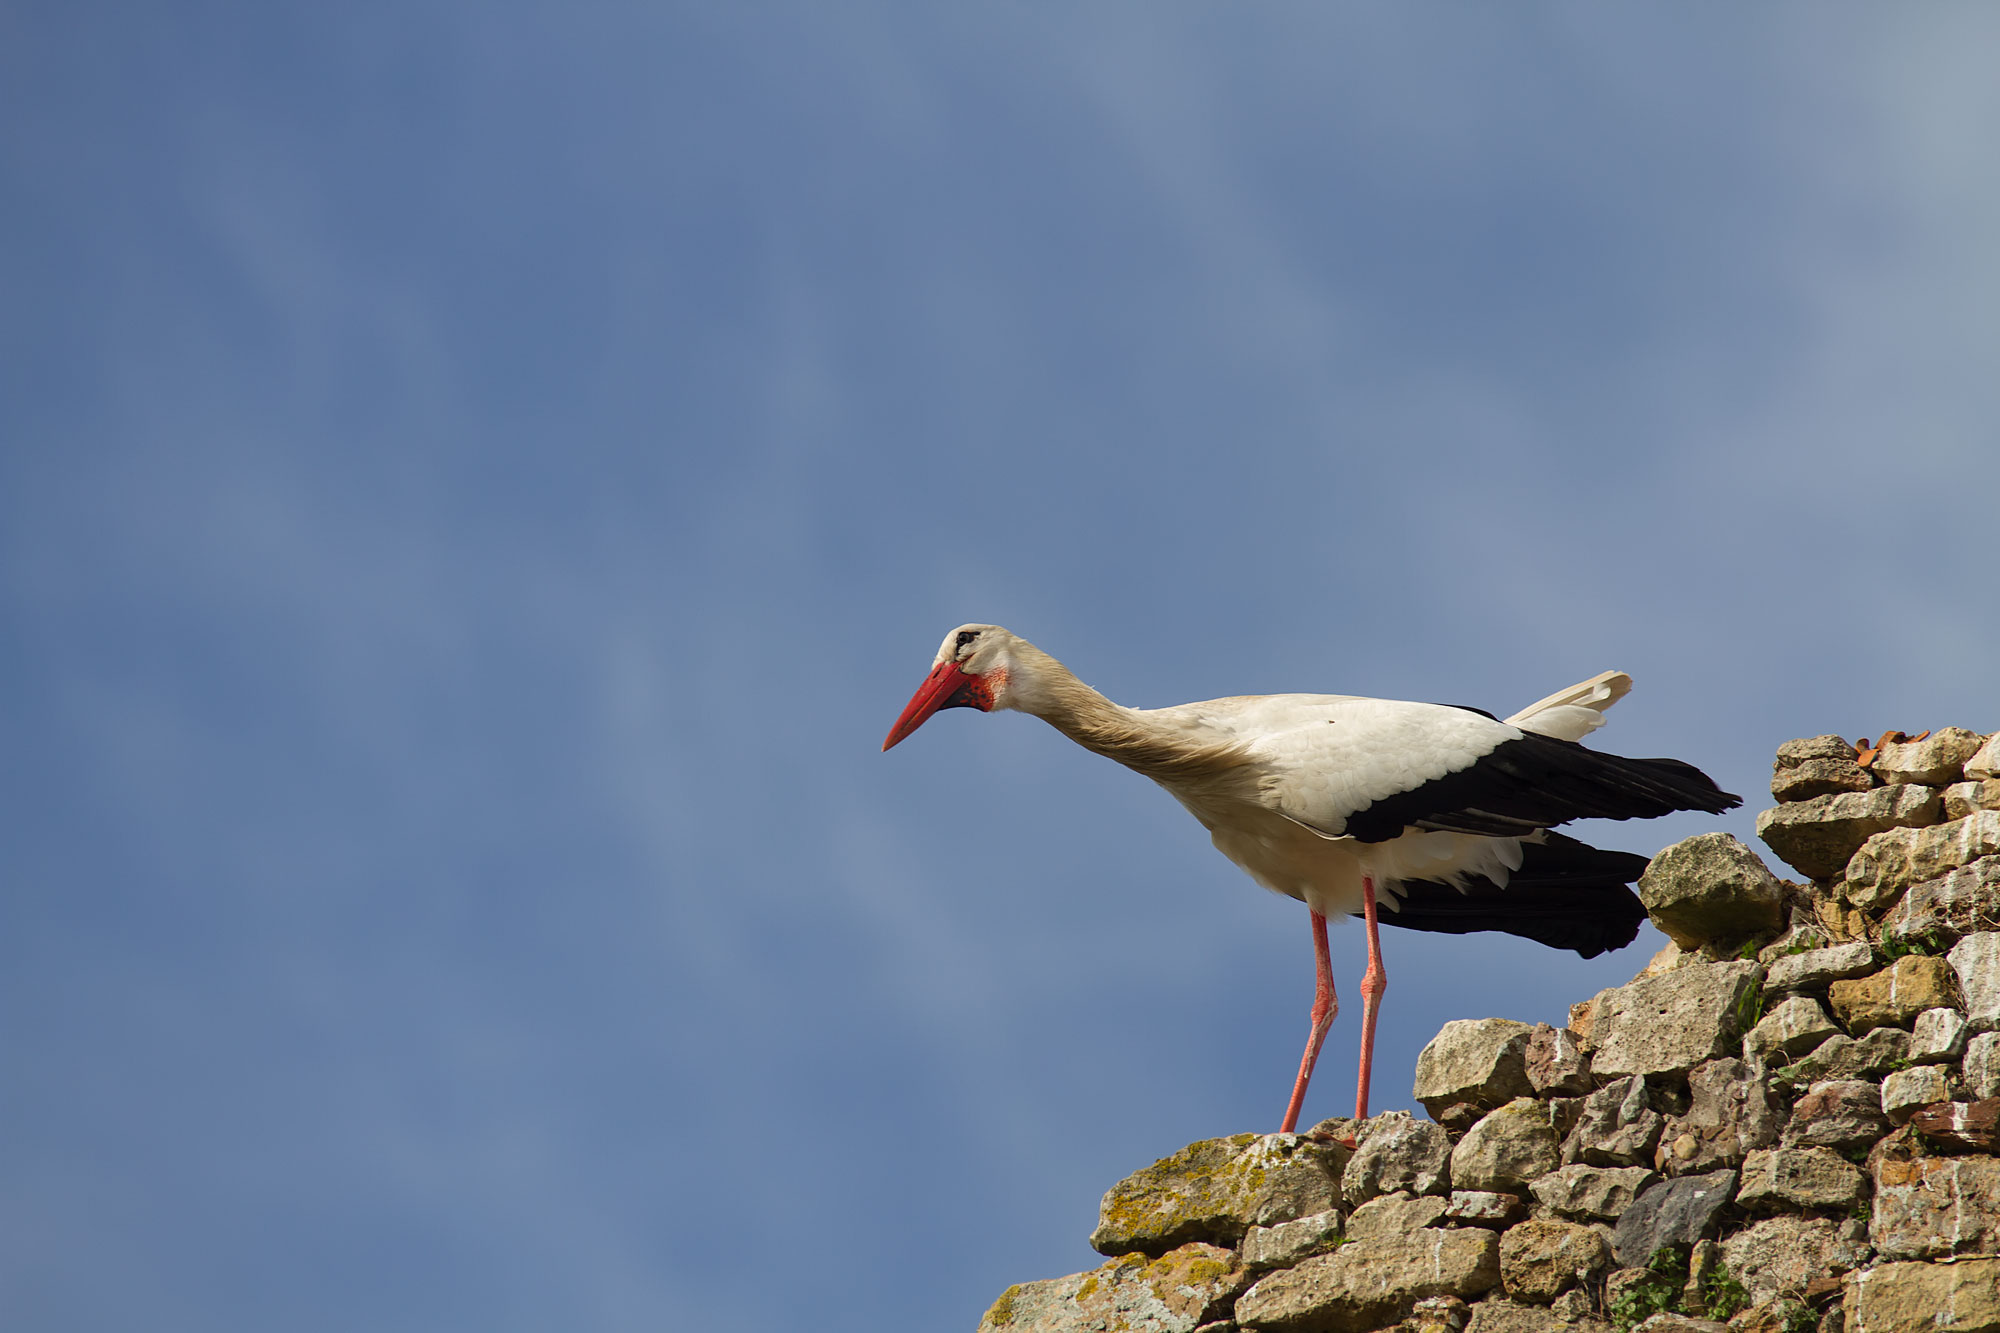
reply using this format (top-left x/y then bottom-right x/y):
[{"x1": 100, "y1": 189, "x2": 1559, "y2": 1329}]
[{"x1": 882, "y1": 661, "x2": 989, "y2": 751}]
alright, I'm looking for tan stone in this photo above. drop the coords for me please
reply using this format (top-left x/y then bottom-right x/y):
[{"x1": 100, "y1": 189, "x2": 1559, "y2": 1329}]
[
  {"x1": 1845, "y1": 811, "x2": 2000, "y2": 908},
  {"x1": 1345, "y1": 1193, "x2": 1447, "y2": 1239},
  {"x1": 1720, "y1": 1214, "x2": 1870, "y2": 1306},
  {"x1": 1736, "y1": 1146, "x2": 1866, "y2": 1211},
  {"x1": 1530, "y1": 1164, "x2": 1660, "y2": 1220},
  {"x1": 1234, "y1": 1229, "x2": 1501, "y2": 1333},
  {"x1": 1500, "y1": 1219, "x2": 1612, "y2": 1304},
  {"x1": 1453, "y1": 1099, "x2": 1561, "y2": 1192},
  {"x1": 1414, "y1": 1019, "x2": 1537, "y2": 1115},
  {"x1": 1342, "y1": 1112, "x2": 1451, "y2": 1204},
  {"x1": 1757, "y1": 786, "x2": 1943, "y2": 881},
  {"x1": 1870, "y1": 1155, "x2": 2000, "y2": 1260},
  {"x1": 1968, "y1": 735, "x2": 2000, "y2": 781},
  {"x1": 1845, "y1": 1258, "x2": 2000, "y2": 1333},
  {"x1": 1881, "y1": 859, "x2": 2000, "y2": 949},
  {"x1": 1773, "y1": 756, "x2": 1876, "y2": 803},
  {"x1": 1880, "y1": 1066, "x2": 1951, "y2": 1123},
  {"x1": 1590, "y1": 963, "x2": 1763, "y2": 1079},
  {"x1": 1827, "y1": 955, "x2": 1960, "y2": 1032},
  {"x1": 1872, "y1": 729, "x2": 1990, "y2": 786},
  {"x1": 1943, "y1": 780, "x2": 2000, "y2": 820},
  {"x1": 1091, "y1": 1133, "x2": 1347, "y2": 1256},
  {"x1": 1639, "y1": 835, "x2": 1787, "y2": 950},
  {"x1": 978, "y1": 1243, "x2": 1247, "y2": 1333}
]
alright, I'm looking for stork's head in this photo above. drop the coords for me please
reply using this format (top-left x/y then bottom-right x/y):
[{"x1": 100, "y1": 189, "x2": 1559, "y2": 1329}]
[{"x1": 881, "y1": 623, "x2": 1021, "y2": 750}]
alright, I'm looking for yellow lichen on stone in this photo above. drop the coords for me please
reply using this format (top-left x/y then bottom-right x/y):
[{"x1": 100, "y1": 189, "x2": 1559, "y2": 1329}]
[{"x1": 982, "y1": 1284, "x2": 1022, "y2": 1327}]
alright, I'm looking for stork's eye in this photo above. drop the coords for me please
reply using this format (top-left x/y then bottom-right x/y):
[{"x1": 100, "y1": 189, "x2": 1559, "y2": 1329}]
[{"x1": 955, "y1": 630, "x2": 980, "y2": 652}]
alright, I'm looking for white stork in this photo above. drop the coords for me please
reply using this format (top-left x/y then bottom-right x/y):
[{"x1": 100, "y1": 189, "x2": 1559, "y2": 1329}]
[{"x1": 881, "y1": 624, "x2": 1739, "y2": 1131}]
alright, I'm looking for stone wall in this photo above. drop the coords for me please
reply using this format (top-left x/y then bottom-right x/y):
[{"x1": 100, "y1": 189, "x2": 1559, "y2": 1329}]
[{"x1": 978, "y1": 730, "x2": 2000, "y2": 1333}]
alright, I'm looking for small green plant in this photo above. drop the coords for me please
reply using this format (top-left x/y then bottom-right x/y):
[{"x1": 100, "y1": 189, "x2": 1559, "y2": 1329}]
[
  {"x1": 1608, "y1": 1246, "x2": 1755, "y2": 1331},
  {"x1": 1688, "y1": 1267, "x2": 1750, "y2": 1321},
  {"x1": 1734, "y1": 981, "x2": 1769, "y2": 1034},
  {"x1": 1882, "y1": 929, "x2": 1948, "y2": 959}
]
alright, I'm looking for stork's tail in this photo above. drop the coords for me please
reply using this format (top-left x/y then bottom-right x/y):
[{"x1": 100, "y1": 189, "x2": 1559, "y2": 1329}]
[
  {"x1": 1373, "y1": 833, "x2": 1649, "y2": 958},
  {"x1": 1506, "y1": 669, "x2": 1632, "y2": 742}
]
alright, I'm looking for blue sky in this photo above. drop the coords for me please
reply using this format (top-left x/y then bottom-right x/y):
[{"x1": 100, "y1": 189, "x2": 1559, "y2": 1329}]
[{"x1": 5, "y1": 4, "x2": 1998, "y2": 1330}]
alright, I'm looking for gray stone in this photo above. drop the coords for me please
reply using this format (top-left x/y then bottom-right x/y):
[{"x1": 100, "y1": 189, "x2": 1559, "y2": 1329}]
[
  {"x1": 1828, "y1": 955, "x2": 1960, "y2": 1033},
  {"x1": 1405, "y1": 1294, "x2": 1474, "y2": 1333},
  {"x1": 1639, "y1": 835, "x2": 1788, "y2": 950},
  {"x1": 1655, "y1": 1058, "x2": 1782, "y2": 1175},
  {"x1": 1613, "y1": 1170, "x2": 1738, "y2": 1266},
  {"x1": 1415, "y1": 1019, "x2": 1537, "y2": 1115},
  {"x1": 1341, "y1": 1112, "x2": 1451, "y2": 1204},
  {"x1": 1778, "y1": 1028, "x2": 1911, "y2": 1084},
  {"x1": 1590, "y1": 962, "x2": 1763, "y2": 1080},
  {"x1": 1464, "y1": 1299, "x2": 1599, "y2": 1333},
  {"x1": 978, "y1": 1243, "x2": 1247, "y2": 1333},
  {"x1": 1846, "y1": 1258, "x2": 2000, "y2": 1333},
  {"x1": 1969, "y1": 735, "x2": 2000, "y2": 781},
  {"x1": 1530, "y1": 1164, "x2": 1661, "y2": 1220},
  {"x1": 1881, "y1": 858, "x2": 2000, "y2": 947},
  {"x1": 1778, "y1": 736, "x2": 1864, "y2": 766},
  {"x1": 1233, "y1": 1229, "x2": 1500, "y2": 1333},
  {"x1": 1736, "y1": 1146, "x2": 1867, "y2": 1211},
  {"x1": 1949, "y1": 931, "x2": 2000, "y2": 1031},
  {"x1": 1446, "y1": 1191, "x2": 1526, "y2": 1228},
  {"x1": 1845, "y1": 812, "x2": 2000, "y2": 909},
  {"x1": 1784, "y1": 1081, "x2": 1890, "y2": 1151},
  {"x1": 1562, "y1": 1075, "x2": 1666, "y2": 1168},
  {"x1": 1761, "y1": 942, "x2": 1879, "y2": 994},
  {"x1": 1720, "y1": 1215, "x2": 1871, "y2": 1307},
  {"x1": 1872, "y1": 729, "x2": 1990, "y2": 787},
  {"x1": 1092, "y1": 1133, "x2": 1348, "y2": 1256},
  {"x1": 1880, "y1": 1066, "x2": 1951, "y2": 1124},
  {"x1": 1773, "y1": 756, "x2": 1877, "y2": 803},
  {"x1": 1635, "y1": 1317, "x2": 1728, "y2": 1333},
  {"x1": 1871, "y1": 1154, "x2": 2000, "y2": 1259},
  {"x1": 1523, "y1": 1024, "x2": 1594, "y2": 1097},
  {"x1": 1345, "y1": 1192, "x2": 1448, "y2": 1239},
  {"x1": 1757, "y1": 786, "x2": 1944, "y2": 881},
  {"x1": 1744, "y1": 997, "x2": 1841, "y2": 1063},
  {"x1": 1242, "y1": 1209, "x2": 1345, "y2": 1271},
  {"x1": 1965, "y1": 1031, "x2": 2000, "y2": 1099},
  {"x1": 1943, "y1": 780, "x2": 2000, "y2": 820},
  {"x1": 1453, "y1": 1099, "x2": 1562, "y2": 1193},
  {"x1": 1500, "y1": 1219, "x2": 1613, "y2": 1304},
  {"x1": 1909, "y1": 1007, "x2": 1970, "y2": 1062}
]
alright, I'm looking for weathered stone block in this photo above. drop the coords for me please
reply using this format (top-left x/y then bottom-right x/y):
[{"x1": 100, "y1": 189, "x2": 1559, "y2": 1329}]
[
  {"x1": 1500, "y1": 1219, "x2": 1612, "y2": 1304},
  {"x1": 978, "y1": 1243, "x2": 1246, "y2": 1333},
  {"x1": 1784, "y1": 1081, "x2": 1889, "y2": 1151},
  {"x1": 1234, "y1": 1229, "x2": 1500, "y2": 1333},
  {"x1": 1905, "y1": 1098, "x2": 2000, "y2": 1153},
  {"x1": 1454, "y1": 1099, "x2": 1562, "y2": 1192},
  {"x1": 1949, "y1": 931, "x2": 2000, "y2": 1031},
  {"x1": 1720, "y1": 1215, "x2": 1870, "y2": 1307},
  {"x1": 1779, "y1": 1028, "x2": 1910, "y2": 1083},
  {"x1": 1242, "y1": 1209, "x2": 1345, "y2": 1271},
  {"x1": 1639, "y1": 835, "x2": 1787, "y2": 950},
  {"x1": 1761, "y1": 941, "x2": 1878, "y2": 994},
  {"x1": 1881, "y1": 859, "x2": 2000, "y2": 947},
  {"x1": 1590, "y1": 962, "x2": 1762, "y2": 1079},
  {"x1": 1773, "y1": 756, "x2": 1877, "y2": 803},
  {"x1": 1744, "y1": 997, "x2": 1840, "y2": 1063},
  {"x1": 1613, "y1": 1170, "x2": 1737, "y2": 1266},
  {"x1": 1523, "y1": 1024, "x2": 1593, "y2": 1097},
  {"x1": 1943, "y1": 780, "x2": 2000, "y2": 820},
  {"x1": 1965, "y1": 1031, "x2": 2000, "y2": 1099},
  {"x1": 1827, "y1": 955, "x2": 1960, "y2": 1032},
  {"x1": 1880, "y1": 1066, "x2": 1951, "y2": 1124},
  {"x1": 1091, "y1": 1133, "x2": 1347, "y2": 1256},
  {"x1": 1447, "y1": 1190, "x2": 1526, "y2": 1228},
  {"x1": 1968, "y1": 735, "x2": 2000, "y2": 781},
  {"x1": 1735, "y1": 1146, "x2": 1866, "y2": 1211},
  {"x1": 1344, "y1": 1192, "x2": 1447, "y2": 1239},
  {"x1": 1845, "y1": 1258, "x2": 2000, "y2": 1333},
  {"x1": 1871, "y1": 1155, "x2": 2000, "y2": 1259},
  {"x1": 1529, "y1": 1164, "x2": 1660, "y2": 1220},
  {"x1": 1872, "y1": 729, "x2": 1990, "y2": 786},
  {"x1": 1414, "y1": 1019, "x2": 1537, "y2": 1115},
  {"x1": 1758, "y1": 786, "x2": 1943, "y2": 881},
  {"x1": 1909, "y1": 1007, "x2": 1970, "y2": 1062},
  {"x1": 1656, "y1": 1058, "x2": 1782, "y2": 1175},
  {"x1": 1562, "y1": 1075, "x2": 1665, "y2": 1168},
  {"x1": 1778, "y1": 736, "x2": 1863, "y2": 766},
  {"x1": 1845, "y1": 811, "x2": 2000, "y2": 908},
  {"x1": 1464, "y1": 1298, "x2": 1596, "y2": 1333},
  {"x1": 1341, "y1": 1112, "x2": 1450, "y2": 1205}
]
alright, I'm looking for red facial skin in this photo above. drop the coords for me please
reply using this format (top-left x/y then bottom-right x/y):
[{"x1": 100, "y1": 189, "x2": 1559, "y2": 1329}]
[{"x1": 881, "y1": 661, "x2": 997, "y2": 750}]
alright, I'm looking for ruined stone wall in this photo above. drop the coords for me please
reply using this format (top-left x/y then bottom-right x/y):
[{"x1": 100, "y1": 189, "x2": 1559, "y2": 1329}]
[{"x1": 978, "y1": 730, "x2": 2000, "y2": 1333}]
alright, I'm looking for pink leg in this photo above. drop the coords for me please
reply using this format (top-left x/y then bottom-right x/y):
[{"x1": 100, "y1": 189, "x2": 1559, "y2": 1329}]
[
  {"x1": 1279, "y1": 909, "x2": 1337, "y2": 1134},
  {"x1": 1353, "y1": 875, "x2": 1388, "y2": 1121}
]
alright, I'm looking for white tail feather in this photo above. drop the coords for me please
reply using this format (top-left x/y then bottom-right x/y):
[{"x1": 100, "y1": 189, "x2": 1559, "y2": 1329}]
[{"x1": 1506, "y1": 669, "x2": 1632, "y2": 742}]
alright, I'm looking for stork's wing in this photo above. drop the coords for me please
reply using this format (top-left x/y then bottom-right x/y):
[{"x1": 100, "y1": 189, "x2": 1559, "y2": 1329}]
[
  {"x1": 1506, "y1": 670, "x2": 1631, "y2": 742},
  {"x1": 1215, "y1": 694, "x2": 1737, "y2": 844}
]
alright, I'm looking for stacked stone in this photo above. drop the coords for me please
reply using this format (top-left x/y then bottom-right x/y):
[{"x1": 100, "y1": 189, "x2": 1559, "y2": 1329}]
[{"x1": 977, "y1": 732, "x2": 2000, "y2": 1333}]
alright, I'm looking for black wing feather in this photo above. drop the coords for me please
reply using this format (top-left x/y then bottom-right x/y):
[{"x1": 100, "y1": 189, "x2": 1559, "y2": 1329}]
[{"x1": 1373, "y1": 833, "x2": 1649, "y2": 958}]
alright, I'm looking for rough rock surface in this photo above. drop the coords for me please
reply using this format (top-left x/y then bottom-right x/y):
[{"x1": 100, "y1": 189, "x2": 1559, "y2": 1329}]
[
  {"x1": 1092, "y1": 1134, "x2": 1347, "y2": 1256},
  {"x1": 1761, "y1": 942, "x2": 1878, "y2": 994},
  {"x1": 1757, "y1": 786, "x2": 1943, "y2": 881},
  {"x1": 1233, "y1": 1229, "x2": 1500, "y2": 1333},
  {"x1": 1613, "y1": 1170, "x2": 1738, "y2": 1265},
  {"x1": 1784, "y1": 1081, "x2": 1890, "y2": 1151},
  {"x1": 1562, "y1": 1076, "x2": 1665, "y2": 1167},
  {"x1": 1522, "y1": 1025, "x2": 1593, "y2": 1097},
  {"x1": 1871, "y1": 729, "x2": 1989, "y2": 786},
  {"x1": 1242, "y1": 1210, "x2": 1345, "y2": 1272},
  {"x1": 1881, "y1": 859, "x2": 2000, "y2": 946},
  {"x1": 1735, "y1": 1145, "x2": 1866, "y2": 1211},
  {"x1": 978, "y1": 1243, "x2": 1247, "y2": 1333},
  {"x1": 1943, "y1": 780, "x2": 2000, "y2": 820},
  {"x1": 1590, "y1": 963, "x2": 1763, "y2": 1079},
  {"x1": 1529, "y1": 1164, "x2": 1659, "y2": 1220},
  {"x1": 1719, "y1": 1215, "x2": 1870, "y2": 1306},
  {"x1": 1464, "y1": 1297, "x2": 1604, "y2": 1333},
  {"x1": 1345, "y1": 1192, "x2": 1448, "y2": 1239},
  {"x1": 1498, "y1": 1220, "x2": 1611, "y2": 1304},
  {"x1": 1969, "y1": 735, "x2": 2000, "y2": 781},
  {"x1": 1447, "y1": 1191, "x2": 1526, "y2": 1228},
  {"x1": 1966, "y1": 1031, "x2": 2000, "y2": 1099},
  {"x1": 1844, "y1": 811, "x2": 2000, "y2": 907},
  {"x1": 1950, "y1": 932, "x2": 2000, "y2": 1030},
  {"x1": 1880, "y1": 1066, "x2": 1951, "y2": 1123},
  {"x1": 1845, "y1": 1258, "x2": 2000, "y2": 1333},
  {"x1": 1342, "y1": 1112, "x2": 1451, "y2": 1204},
  {"x1": 1871, "y1": 1155, "x2": 2000, "y2": 1259},
  {"x1": 1772, "y1": 756, "x2": 1875, "y2": 803},
  {"x1": 1906, "y1": 1099, "x2": 2000, "y2": 1153},
  {"x1": 1639, "y1": 835, "x2": 1787, "y2": 950},
  {"x1": 1909, "y1": 1007, "x2": 1970, "y2": 1062},
  {"x1": 1743, "y1": 998, "x2": 1840, "y2": 1063},
  {"x1": 1415, "y1": 1020, "x2": 1537, "y2": 1116},
  {"x1": 1452, "y1": 1099, "x2": 1561, "y2": 1192},
  {"x1": 1656, "y1": 1059, "x2": 1782, "y2": 1176},
  {"x1": 1827, "y1": 955, "x2": 1960, "y2": 1032},
  {"x1": 1778, "y1": 1028, "x2": 1911, "y2": 1083}
]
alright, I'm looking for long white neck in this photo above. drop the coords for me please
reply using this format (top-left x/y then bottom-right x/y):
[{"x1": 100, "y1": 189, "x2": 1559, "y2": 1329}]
[{"x1": 1004, "y1": 640, "x2": 1246, "y2": 785}]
